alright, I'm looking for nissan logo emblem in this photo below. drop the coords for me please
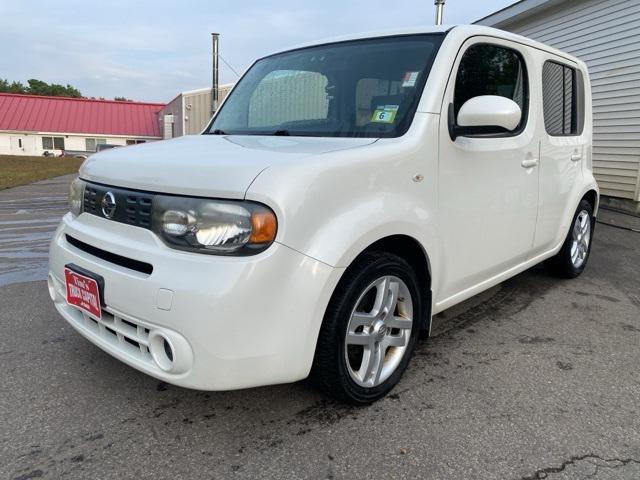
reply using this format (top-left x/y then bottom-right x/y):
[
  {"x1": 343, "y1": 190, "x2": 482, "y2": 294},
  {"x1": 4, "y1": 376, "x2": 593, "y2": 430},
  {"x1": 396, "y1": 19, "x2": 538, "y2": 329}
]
[{"x1": 101, "y1": 192, "x2": 117, "y2": 219}]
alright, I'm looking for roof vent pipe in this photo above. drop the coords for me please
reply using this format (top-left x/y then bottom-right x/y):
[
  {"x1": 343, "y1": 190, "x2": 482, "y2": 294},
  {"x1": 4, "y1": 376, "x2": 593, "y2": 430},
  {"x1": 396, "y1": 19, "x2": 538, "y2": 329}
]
[{"x1": 435, "y1": 0, "x2": 445, "y2": 25}]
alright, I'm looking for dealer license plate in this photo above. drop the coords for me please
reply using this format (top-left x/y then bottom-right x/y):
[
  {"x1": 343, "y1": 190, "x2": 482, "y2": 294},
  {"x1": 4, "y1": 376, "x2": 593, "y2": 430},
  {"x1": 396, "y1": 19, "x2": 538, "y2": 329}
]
[{"x1": 64, "y1": 266, "x2": 102, "y2": 319}]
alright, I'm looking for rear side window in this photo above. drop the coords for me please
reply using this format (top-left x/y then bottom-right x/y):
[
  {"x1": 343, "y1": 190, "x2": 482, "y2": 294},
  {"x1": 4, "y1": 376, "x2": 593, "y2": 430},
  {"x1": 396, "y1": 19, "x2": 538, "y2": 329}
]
[
  {"x1": 454, "y1": 43, "x2": 528, "y2": 131},
  {"x1": 542, "y1": 61, "x2": 583, "y2": 136}
]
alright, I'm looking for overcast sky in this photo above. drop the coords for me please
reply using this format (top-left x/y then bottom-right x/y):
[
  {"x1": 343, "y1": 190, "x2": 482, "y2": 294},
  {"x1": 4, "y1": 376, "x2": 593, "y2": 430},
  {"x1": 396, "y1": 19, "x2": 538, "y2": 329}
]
[{"x1": 0, "y1": 0, "x2": 514, "y2": 103}]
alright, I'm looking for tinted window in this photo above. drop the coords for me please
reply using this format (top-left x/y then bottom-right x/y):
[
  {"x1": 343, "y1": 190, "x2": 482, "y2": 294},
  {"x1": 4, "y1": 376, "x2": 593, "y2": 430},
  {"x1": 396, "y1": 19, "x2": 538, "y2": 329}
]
[
  {"x1": 543, "y1": 61, "x2": 580, "y2": 136},
  {"x1": 207, "y1": 34, "x2": 444, "y2": 138},
  {"x1": 454, "y1": 44, "x2": 527, "y2": 129}
]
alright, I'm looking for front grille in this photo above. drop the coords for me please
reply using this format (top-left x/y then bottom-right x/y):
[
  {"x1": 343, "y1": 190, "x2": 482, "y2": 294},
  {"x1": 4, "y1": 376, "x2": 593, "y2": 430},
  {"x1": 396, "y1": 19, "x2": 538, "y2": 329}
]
[
  {"x1": 124, "y1": 195, "x2": 152, "y2": 228},
  {"x1": 66, "y1": 235, "x2": 153, "y2": 275},
  {"x1": 84, "y1": 308, "x2": 153, "y2": 360},
  {"x1": 49, "y1": 274, "x2": 155, "y2": 368},
  {"x1": 83, "y1": 186, "x2": 99, "y2": 213},
  {"x1": 83, "y1": 183, "x2": 153, "y2": 229}
]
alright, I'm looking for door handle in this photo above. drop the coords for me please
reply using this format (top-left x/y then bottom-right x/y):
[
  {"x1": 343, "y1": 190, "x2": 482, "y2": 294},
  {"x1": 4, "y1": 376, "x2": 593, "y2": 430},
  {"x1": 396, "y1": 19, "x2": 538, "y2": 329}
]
[
  {"x1": 521, "y1": 158, "x2": 539, "y2": 168},
  {"x1": 571, "y1": 153, "x2": 582, "y2": 162}
]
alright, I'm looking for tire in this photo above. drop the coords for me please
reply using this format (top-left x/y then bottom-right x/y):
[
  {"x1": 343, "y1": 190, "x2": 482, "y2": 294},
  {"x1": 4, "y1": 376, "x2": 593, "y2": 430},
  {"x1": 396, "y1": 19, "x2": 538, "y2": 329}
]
[
  {"x1": 310, "y1": 251, "x2": 422, "y2": 404},
  {"x1": 545, "y1": 199, "x2": 594, "y2": 278}
]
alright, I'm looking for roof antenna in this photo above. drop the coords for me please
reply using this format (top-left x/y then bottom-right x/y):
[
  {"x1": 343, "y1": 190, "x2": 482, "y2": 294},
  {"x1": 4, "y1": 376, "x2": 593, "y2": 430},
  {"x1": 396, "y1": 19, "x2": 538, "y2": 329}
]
[{"x1": 434, "y1": 0, "x2": 445, "y2": 25}]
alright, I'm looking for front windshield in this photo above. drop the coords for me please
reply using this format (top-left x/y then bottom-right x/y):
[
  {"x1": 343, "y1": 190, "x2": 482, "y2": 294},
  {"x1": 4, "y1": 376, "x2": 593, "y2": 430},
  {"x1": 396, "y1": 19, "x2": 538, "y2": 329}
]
[{"x1": 207, "y1": 34, "x2": 444, "y2": 138}]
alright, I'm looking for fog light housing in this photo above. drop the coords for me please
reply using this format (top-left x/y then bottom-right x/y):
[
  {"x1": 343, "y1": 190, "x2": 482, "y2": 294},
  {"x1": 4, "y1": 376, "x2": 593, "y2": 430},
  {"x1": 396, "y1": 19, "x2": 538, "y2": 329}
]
[
  {"x1": 148, "y1": 330, "x2": 193, "y2": 374},
  {"x1": 163, "y1": 338, "x2": 174, "y2": 362},
  {"x1": 149, "y1": 333, "x2": 174, "y2": 372}
]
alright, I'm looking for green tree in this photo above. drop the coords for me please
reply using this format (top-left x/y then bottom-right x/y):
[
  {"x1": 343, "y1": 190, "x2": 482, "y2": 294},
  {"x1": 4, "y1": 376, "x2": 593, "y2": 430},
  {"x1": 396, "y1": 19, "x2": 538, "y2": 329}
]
[
  {"x1": 114, "y1": 96, "x2": 132, "y2": 102},
  {"x1": 26, "y1": 79, "x2": 81, "y2": 97},
  {"x1": 0, "y1": 77, "x2": 82, "y2": 97},
  {"x1": 0, "y1": 78, "x2": 27, "y2": 93}
]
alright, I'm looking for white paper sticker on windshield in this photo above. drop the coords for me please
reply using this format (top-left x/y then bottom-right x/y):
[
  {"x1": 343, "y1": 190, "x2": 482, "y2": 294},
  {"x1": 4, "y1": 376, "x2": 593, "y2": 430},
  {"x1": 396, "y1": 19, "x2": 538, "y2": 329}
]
[
  {"x1": 402, "y1": 71, "x2": 419, "y2": 87},
  {"x1": 371, "y1": 105, "x2": 399, "y2": 124}
]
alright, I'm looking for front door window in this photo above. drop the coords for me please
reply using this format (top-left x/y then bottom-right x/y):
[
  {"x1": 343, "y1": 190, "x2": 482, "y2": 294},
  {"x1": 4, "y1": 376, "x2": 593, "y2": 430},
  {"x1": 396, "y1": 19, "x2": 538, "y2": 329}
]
[{"x1": 453, "y1": 43, "x2": 528, "y2": 133}]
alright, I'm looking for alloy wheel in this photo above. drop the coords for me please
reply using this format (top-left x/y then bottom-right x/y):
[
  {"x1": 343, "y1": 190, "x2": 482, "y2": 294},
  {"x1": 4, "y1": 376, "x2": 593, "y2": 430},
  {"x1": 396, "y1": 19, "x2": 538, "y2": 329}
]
[
  {"x1": 344, "y1": 275, "x2": 414, "y2": 387},
  {"x1": 570, "y1": 210, "x2": 591, "y2": 268}
]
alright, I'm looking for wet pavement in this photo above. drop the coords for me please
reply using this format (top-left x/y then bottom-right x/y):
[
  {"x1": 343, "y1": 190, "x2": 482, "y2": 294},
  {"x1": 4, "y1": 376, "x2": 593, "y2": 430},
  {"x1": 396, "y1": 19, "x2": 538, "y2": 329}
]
[
  {"x1": 1, "y1": 178, "x2": 639, "y2": 479},
  {"x1": 0, "y1": 175, "x2": 72, "y2": 287}
]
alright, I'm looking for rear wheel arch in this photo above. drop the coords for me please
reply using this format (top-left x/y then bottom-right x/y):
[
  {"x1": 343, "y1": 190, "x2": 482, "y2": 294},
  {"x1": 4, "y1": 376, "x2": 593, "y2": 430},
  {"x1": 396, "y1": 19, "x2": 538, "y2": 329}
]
[
  {"x1": 546, "y1": 198, "x2": 594, "y2": 278},
  {"x1": 556, "y1": 188, "x2": 599, "y2": 247},
  {"x1": 582, "y1": 189, "x2": 599, "y2": 215}
]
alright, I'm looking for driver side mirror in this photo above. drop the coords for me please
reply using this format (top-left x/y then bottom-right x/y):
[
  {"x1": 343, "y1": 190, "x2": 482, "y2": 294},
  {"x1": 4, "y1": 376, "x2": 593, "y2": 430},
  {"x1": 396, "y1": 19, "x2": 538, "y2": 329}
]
[{"x1": 449, "y1": 95, "x2": 522, "y2": 140}]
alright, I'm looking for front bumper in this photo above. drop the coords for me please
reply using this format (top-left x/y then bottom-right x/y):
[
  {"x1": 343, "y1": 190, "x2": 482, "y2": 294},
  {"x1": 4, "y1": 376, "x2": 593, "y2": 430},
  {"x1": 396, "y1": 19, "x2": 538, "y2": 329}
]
[{"x1": 49, "y1": 213, "x2": 342, "y2": 390}]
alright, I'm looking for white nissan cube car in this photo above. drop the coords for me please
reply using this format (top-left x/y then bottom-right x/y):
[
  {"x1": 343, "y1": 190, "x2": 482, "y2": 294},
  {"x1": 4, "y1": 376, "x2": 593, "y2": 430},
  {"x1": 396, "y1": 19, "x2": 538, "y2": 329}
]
[{"x1": 49, "y1": 25, "x2": 598, "y2": 403}]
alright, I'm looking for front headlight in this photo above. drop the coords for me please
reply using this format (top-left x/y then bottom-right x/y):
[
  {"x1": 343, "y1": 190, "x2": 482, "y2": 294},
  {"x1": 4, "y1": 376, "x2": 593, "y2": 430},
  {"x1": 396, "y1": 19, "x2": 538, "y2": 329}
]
[
  {"x1": 68, "y1": 178, "x2": 86, "y2": 216},
  {"x1": 152, "y1": 196, "x2": 277, "y2": 255}
]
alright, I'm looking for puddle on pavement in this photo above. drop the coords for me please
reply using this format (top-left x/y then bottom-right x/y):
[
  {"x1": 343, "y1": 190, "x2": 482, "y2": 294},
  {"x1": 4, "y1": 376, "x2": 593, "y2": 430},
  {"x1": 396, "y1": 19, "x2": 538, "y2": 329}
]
[{"x1": 0, "y1": 190, "x2": 68, "y2": 287}]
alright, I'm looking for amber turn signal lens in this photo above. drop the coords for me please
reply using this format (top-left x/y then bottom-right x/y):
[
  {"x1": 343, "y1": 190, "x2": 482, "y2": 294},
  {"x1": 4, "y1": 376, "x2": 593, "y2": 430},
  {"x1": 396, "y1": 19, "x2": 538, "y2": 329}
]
[{"x1": 250, "y1": 210, "x2": 277, "y2": 244}]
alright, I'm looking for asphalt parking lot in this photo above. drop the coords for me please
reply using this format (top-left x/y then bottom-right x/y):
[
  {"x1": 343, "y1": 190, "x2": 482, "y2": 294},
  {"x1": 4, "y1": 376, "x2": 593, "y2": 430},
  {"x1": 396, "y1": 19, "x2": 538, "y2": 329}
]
[{"x1": 1, "y1": 177, "x2": 639, "y2": 480}]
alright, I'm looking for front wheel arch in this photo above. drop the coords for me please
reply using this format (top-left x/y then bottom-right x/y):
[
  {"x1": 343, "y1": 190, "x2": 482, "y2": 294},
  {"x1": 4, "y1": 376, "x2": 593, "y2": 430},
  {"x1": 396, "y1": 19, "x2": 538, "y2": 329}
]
[
  {"x1": 351, "y1": 235, "x2": 432, "y2": 332},
  {"x1": 310, "y1": 250, "x2": 424, "y2": 403}
]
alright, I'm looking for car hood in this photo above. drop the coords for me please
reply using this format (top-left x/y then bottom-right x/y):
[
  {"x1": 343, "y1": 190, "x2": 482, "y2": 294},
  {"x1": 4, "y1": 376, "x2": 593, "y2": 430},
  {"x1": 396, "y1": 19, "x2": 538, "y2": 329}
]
[{"x1": 80, "y1": 135, "x2": 378, "y2": 198}]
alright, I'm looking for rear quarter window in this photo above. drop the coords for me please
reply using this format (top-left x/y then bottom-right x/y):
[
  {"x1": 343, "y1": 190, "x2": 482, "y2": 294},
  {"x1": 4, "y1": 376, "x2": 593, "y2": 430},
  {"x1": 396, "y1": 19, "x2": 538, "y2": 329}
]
[{"x1": 542, "y1": 61, "x2": 585, "y2": 136}]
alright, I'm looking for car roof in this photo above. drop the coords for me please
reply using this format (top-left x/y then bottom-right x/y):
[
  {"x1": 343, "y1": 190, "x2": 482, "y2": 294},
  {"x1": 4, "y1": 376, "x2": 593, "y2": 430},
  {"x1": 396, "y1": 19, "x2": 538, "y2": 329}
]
[{"x1": 270, "y1": 24, "x2": 585, "y2": 69}]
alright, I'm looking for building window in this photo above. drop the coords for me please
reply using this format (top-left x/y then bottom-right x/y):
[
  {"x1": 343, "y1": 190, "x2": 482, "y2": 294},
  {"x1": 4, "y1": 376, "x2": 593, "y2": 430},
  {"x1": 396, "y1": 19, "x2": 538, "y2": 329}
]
[
  {"x1": 542, "y1": 61, "x2": 581, "y2": 136},
  {"x1": 126, "y1": 139, "x2": 147, "y2": 145},
  {"x1": 42, "y1": 136, "x2": 65, "y2": 150},
  {"x1": 454, "y1": 43, "x2": 528, "y2": 131},
  {"x1": 85, "y1": 138, "x2": 107, "y2": 152}
]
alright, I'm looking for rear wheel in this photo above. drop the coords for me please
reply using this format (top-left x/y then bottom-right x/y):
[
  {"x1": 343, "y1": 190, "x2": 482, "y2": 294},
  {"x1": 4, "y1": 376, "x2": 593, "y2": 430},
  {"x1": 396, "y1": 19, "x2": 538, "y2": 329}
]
[
  {"x1": 311, "y1": 251, "x2": 422, "y2": 404},
  {"x1": 545, "y1": 199, "x2": 594, "y2": 278}
]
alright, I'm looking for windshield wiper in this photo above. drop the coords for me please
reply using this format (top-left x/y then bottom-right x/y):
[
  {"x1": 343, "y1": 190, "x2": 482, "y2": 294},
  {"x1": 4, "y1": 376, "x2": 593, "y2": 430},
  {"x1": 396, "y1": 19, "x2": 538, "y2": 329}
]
[{"x1": 208, "y1": 129, "x2": 290, "y2": 136}]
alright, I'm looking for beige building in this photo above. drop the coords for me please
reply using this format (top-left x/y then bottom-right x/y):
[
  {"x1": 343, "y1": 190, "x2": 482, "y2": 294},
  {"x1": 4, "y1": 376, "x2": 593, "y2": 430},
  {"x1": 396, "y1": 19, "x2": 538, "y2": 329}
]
[
  {"x1": 160, "y1": 85, "x2": 233, "y2": 138},
  {"x1": 477, "y1": 0, "x2": 640, "y2": 206}
]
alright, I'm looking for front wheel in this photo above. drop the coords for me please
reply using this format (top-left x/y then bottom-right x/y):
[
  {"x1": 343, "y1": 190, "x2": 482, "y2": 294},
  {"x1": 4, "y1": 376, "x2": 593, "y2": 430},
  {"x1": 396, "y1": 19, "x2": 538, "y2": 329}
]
[
  {"x1": 310, "y1": 251, "x2": 422, "y2": 404},
  {"x1": 545, "y1": 199, "x2": 594, "y2": 278}
]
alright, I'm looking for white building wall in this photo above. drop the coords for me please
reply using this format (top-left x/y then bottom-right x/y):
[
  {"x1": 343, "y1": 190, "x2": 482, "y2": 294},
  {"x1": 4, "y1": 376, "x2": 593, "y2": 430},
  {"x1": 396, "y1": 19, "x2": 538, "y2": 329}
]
[
  {"x1": 478, "y1": 0, "x2": 640, "y2": 201},
  {"x1": 0, "y1": 132, "x2": 160, "y2": 156},
  {"x1": 0, "y1": 134, "x2": 12, "y2": 154},
  {"x1": 0, "y1": 133, "x2": 39, "y2": 155}
]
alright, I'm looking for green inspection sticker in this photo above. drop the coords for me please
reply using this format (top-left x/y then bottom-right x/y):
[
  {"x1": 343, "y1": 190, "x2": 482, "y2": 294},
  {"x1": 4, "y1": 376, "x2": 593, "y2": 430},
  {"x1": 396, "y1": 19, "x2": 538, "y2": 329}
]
[{"x1": 371, "y1": 105, "x2": 399, "y2": 124}]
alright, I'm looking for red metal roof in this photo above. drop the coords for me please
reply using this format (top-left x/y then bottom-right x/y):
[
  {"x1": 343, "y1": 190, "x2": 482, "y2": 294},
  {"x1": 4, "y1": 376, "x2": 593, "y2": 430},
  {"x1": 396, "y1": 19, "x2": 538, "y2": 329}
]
[{"x1": 0, "y1": 93, "x2": 165, "y2": 137}]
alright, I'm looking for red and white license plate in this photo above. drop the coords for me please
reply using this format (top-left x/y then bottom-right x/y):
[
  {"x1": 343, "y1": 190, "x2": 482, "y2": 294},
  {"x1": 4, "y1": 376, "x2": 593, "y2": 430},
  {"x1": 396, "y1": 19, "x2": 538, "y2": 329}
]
[{"x1": 65, "y1": 267, "x2": 102, "y2": 319}]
